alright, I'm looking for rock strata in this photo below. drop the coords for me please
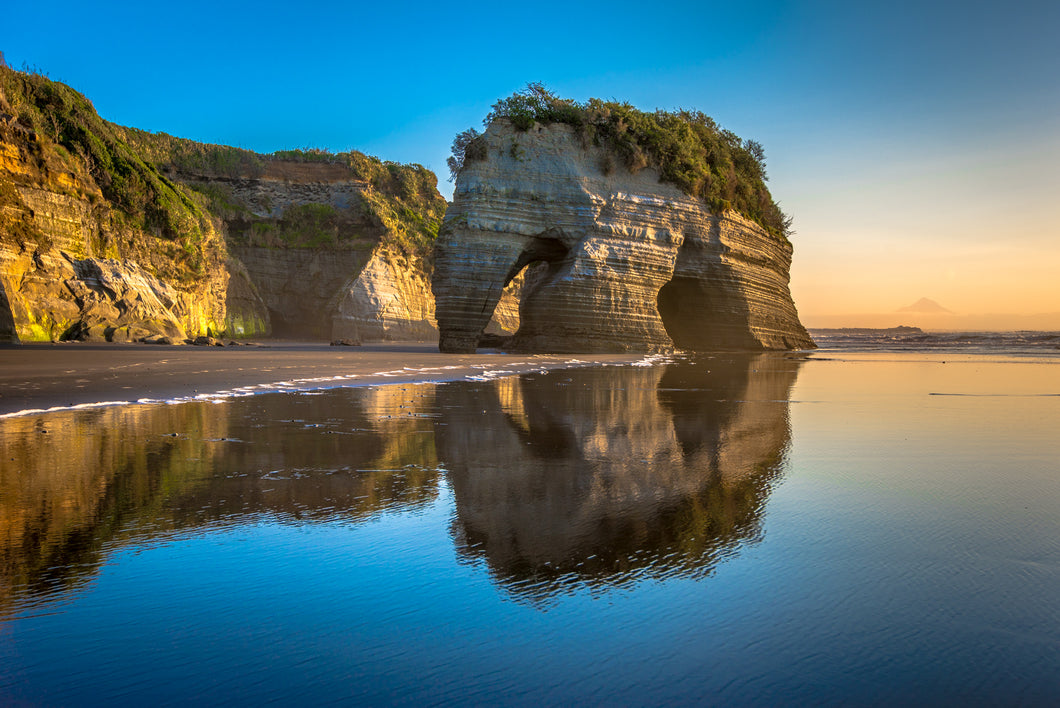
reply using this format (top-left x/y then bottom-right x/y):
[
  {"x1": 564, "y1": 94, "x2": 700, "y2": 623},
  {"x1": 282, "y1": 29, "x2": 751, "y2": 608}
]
[
  {"x1": 0, "y1": 66, "x2": 454, "y2": 344},
  {"x1": 433, "y1": 120, "x2": 813, "y2": 353},
  {"x1": 0, "y1": 169, "x2": 229, "y2": 342},
  {"x1": 1, "y1": 70, "x2": 234, "y2": 342}
]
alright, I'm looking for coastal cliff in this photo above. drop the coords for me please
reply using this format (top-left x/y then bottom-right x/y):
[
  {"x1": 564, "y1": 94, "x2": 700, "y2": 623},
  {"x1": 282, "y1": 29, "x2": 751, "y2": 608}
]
[
  {"x1": 0, "y1": 71, "x2": 229, "y2": 342},
  {"x1": 0, "y1": 66, "x2": 452, "y2": 343},
  {"x1": 164, "y1": 154, "x2": 447, "y2": 341},
  {"x1": 434, "y1": 88, "x2": 813, "y2": 353}
]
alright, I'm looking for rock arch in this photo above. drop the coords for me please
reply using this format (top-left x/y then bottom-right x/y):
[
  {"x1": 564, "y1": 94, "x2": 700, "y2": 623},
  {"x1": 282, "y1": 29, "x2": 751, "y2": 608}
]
[{"x1": 433, "y1": 121, "x2": 813, "y2": 354}]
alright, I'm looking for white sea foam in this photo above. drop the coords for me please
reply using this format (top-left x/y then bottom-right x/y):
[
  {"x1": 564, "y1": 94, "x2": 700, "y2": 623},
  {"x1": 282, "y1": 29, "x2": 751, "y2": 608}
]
[
  {"x1": 631, "y1": 354, "x2": 676, "y2": 367},
  {"x1": 0, "y1": 354, "x2": 658, "y2": 420},
  {"x1": 0, "y1": 400, "x2": 133, "y2": 420}
]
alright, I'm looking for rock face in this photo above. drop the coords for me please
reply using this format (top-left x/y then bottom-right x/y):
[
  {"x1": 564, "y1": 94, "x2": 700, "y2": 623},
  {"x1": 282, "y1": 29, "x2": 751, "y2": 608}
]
[
  {"x1": 199, "y1": 162, "x2": 444, "y2": 341},
  {"x1": 0, "y1": 113, "x2": 230, "y2": 343},
  {"x1": 433, "y1": 121, "x2": 814, "y2": 353},
  {"x1": 189, "y1": 162, "x2": 518, "y2": 343},
  {"x1": 331, "y1": 247, "x2": 438, "y2": 341},
  {"x1": 0, "y1": 66, "x2": 455, "y2": 344}
]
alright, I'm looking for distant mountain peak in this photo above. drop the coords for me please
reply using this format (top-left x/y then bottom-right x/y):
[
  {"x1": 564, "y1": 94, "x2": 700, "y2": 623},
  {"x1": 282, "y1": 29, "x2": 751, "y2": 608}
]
[{"x1": 898, "y1": 297, "x2": 953, "y2": 314}]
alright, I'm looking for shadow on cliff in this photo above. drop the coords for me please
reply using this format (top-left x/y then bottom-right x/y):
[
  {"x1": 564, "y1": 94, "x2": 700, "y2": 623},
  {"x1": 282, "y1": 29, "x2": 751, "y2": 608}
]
[
  {"x1": 657, "y1": 271, "x2": 757, "y2": 349},
  {"x1": 0, "y1": 276, "x2": 17, "y2": 343}
]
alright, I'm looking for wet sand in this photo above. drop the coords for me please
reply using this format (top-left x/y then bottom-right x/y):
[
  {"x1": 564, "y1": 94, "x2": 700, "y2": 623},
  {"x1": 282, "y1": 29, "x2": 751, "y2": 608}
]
[{"x1": 0, "y1": 340, "x2": 646, "y2": 416}]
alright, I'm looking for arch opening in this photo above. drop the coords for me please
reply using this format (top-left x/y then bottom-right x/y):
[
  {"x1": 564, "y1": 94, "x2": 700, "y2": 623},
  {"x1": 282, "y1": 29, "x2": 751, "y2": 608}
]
[
  {"x1": 657, "y1": 276, "x2": 758, "y2": 351},
  {"x1": 480, "y1": 236, "x2": 570, "y2": 348}
]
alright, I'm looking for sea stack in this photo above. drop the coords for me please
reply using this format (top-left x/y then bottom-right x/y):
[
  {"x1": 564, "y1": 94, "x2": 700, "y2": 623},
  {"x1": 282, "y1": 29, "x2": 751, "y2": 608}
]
[{"x1": 433, "y1": 92, "x2": 814, "y2": 353}]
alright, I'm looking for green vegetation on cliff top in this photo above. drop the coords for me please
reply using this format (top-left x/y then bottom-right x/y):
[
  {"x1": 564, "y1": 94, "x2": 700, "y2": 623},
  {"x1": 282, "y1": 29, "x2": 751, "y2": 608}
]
[
  {"x1": 0, "y1": 65, "x2": 220, "y2": 280},
  {"x1": 0, "y1": 66, "x2": 445, "y2": 268},
  {"x1": 450, "y1": 83, "x2": 793, "y2": 239},
  {"x1": 119, "y1": 111, "x2": 445, "y2": 259},
  {"x1": 121, "y1": 131, "x2": 445, "y2": 258}
]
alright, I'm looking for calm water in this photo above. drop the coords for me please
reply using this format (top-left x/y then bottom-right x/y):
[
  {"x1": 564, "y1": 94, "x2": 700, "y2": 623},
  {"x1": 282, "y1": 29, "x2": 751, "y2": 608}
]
[{"x1": 2, "y1": 352, "x2": 1059, "y2": 705}]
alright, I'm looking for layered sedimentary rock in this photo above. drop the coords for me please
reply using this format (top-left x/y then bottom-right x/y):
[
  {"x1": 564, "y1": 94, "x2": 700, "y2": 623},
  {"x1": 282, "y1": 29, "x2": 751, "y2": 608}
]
[
  {"x1": 331, "y1": 247, "x2": 437, "y2": 341},
  {"x1": 0, "y1": 66, "x2": 457, "y2": 344},
  {"x1": 182, "y1": 160, "x2": 433, "y2": 339},
  {"x1": 433, "y1": 120, "x2": 814, "y2": 353},
  {"x1": 199, "y1": 162, "x2": 527, "y2": 342},
  {"x1": 0, "y1": 113, "x2": 231, "y2": 342}
]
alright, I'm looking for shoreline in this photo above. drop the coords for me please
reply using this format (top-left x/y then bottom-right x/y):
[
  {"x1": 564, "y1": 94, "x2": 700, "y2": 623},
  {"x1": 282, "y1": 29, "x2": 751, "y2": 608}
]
[{"x1": 0, "y1": 340, "x2": 649, "y2": 418}]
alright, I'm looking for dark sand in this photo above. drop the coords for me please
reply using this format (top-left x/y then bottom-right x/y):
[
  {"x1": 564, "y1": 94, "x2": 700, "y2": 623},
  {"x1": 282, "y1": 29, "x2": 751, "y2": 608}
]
[{"x1": 0, "y1": 341, "x2": 645, "y2": 416}]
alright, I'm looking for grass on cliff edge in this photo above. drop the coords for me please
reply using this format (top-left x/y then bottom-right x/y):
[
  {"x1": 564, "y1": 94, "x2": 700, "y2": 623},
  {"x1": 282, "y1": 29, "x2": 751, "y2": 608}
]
[
  {"x1": 449, "y1": 83, "x2": 793, "y2": 240},
  {"x1": 123, "y1": 132, "x2": 447, "y2": 260},
  {"x1": 0, "y1": 65, "x2": 221, "y2": 281}
]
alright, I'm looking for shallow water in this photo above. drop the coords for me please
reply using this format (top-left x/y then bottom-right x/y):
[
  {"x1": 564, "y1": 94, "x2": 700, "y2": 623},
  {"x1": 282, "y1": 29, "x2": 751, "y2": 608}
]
[{"x1": 1, "y1": 353, "x2": 1058, "y2": 705}]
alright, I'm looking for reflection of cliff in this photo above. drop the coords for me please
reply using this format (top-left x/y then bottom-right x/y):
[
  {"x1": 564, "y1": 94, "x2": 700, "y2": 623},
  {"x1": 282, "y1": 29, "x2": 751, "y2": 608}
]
[
  {"x1": 1, "y1": 358, "x2": 801, "y2": 615},
  {"x1": 435, "y1": 356, "x2": 800, "y2": 598},
  {"x1": 0, "y1": 404, "x2": 229, "y2": 616},
  {"x1": 0, "y1": 385, "x2": 441, "y2": 616}
]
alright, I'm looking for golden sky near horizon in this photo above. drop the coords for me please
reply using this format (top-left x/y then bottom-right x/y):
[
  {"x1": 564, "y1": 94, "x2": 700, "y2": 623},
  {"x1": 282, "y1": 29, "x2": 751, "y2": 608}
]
[{"x1": 783, "y1": 130, "x2": 1060, "y2": 328}]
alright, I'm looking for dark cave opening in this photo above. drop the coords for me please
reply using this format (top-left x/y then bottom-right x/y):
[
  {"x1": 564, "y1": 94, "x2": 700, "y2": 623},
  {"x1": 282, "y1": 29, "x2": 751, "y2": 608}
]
[{"x1": 657, "y1": 276, "x2": 757, "y2": 350}]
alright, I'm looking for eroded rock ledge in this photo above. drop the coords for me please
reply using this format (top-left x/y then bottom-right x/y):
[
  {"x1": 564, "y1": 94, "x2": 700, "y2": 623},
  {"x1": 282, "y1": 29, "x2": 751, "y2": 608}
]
[{"x1": 433, "y1": 121, "x2": 814, "y2": 353}]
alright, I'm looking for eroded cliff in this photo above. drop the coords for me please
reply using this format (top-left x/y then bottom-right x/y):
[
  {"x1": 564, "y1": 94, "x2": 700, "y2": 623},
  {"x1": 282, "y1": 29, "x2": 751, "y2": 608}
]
[
  {"x1": 0, "y1": 66, "x2": 457, "y2": 343},
  {"x1": 163, "y1": 152, "x2": 450, "y2": 341},
  {"x1": 434, "y1": 98, "x2": 814, "y2": 353},
  {"x1": 0, "y1": 73, "x2": 230, "y2": 342}
]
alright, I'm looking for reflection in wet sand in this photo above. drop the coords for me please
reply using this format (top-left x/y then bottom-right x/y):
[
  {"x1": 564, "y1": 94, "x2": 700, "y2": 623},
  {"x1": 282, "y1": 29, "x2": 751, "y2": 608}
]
[
  {"x1": 437, "y1": 355, "x2": 801, "y2": 598},
  {"x1": 0, "y1": 386, "x2": 443, "y2": 617},
  {"x1": 1, "y1": 356, "x2": 801, "y2": 614}
]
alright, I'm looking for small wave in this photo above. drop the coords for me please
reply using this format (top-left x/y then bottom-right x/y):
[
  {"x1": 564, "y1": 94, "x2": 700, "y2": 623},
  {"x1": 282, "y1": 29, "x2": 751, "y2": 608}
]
[
  {"x1": 809, "y1": 329, "x2": 1060, "y2": 356},
  {"x1": 631, "y1": 353, "x2": 677, "y2": 367},
  {"x1": 0, "y1": 400, "x2": 133, "y2": 420}
]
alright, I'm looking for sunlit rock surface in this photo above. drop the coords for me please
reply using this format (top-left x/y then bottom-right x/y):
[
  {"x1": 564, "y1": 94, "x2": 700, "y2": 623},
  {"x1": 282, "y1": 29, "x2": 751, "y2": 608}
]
[
  {"x1": 433, "y1": 120, "x2": 814, "y2": 353},
  {"x1": 0, "y1": 67, "x2": 453, "y2": 343},
  {"x1": 0, "y1": 121, "x2": 231, "y2": 342}
]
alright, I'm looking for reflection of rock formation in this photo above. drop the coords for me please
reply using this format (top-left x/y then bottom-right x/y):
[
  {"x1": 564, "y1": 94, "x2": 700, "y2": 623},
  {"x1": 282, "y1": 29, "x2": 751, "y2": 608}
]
[
  {"x1": 0, "y1": 404, "x2": 230, "y2": 616},
  {"x1": 0, "y1": 384, "x2": 441, "y2": 616},
  {"x1": 435, "y1": 356, "x2": 801, "y2": 598},
  {"x1": 0, "y1": 357, "x2": 801, "y2": 615}
]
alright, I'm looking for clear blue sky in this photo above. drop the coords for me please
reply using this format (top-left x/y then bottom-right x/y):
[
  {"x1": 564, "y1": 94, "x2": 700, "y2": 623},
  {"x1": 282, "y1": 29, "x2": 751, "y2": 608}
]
[{"x1": 4, "y1": 0, "x2": 1058, "y2": 324}]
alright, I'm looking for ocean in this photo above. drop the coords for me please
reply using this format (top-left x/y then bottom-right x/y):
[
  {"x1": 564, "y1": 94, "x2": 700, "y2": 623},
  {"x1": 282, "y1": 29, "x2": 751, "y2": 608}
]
[
  {"x1": 1, "y1": 335, "x2": 1058, "y2": 705},
  {"x1": 811, "y1": 327, "x2": 1060, "y2": 355}
]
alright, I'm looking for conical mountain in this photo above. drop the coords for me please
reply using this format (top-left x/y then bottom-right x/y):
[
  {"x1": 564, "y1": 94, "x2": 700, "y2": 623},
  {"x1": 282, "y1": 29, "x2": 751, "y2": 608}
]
[{"x1": 898, "y1": 298, "x2": 953, "y2": 314}]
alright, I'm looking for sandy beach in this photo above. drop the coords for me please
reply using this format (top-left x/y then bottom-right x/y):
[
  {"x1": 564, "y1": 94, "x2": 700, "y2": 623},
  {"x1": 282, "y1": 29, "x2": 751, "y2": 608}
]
[{"x1": 0, "y1": 340, "x2": 646, "y2": 416}]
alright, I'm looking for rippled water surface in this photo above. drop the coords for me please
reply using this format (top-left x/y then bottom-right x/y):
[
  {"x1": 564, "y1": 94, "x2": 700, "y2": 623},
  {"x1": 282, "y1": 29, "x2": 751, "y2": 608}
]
[{"x1": 2, "y1": 353, "x2": 1058, "y2": 705}]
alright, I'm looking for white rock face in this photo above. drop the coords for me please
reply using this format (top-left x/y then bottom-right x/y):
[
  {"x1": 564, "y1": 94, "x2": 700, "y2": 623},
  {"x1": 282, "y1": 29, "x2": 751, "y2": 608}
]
[
  {"x1": 330, "y1": 248, "x2": 522, "y2": 342},
  {"x1": 433, "y1": 120, "x2": 814, "y2": 353},
  {"x1": 332, "y1": 249, "x2": 436, "y2": 341}
]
